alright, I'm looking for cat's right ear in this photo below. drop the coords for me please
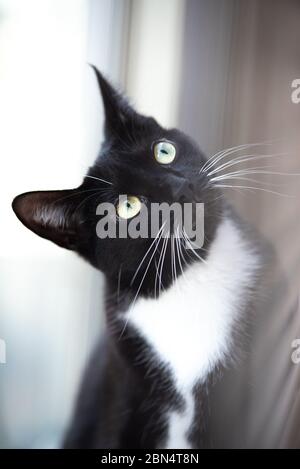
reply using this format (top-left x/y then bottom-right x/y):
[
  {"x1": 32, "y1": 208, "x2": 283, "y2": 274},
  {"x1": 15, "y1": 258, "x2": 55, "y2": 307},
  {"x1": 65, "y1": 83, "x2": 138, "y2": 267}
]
[
  {"x1": 12, "y1": 189, "x2": 84, "y2": 250},
  {"x1": 89, "y1": 65, "x2": 139, "y2": 140}
]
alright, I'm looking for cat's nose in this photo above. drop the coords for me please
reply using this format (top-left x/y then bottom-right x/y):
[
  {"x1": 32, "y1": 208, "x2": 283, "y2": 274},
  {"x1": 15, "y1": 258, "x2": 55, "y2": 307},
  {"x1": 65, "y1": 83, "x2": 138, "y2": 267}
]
[
  {"x1": 173, "y1": 182, "x2": 195, "y2": 201},
  {"x1": 168, "y1": 175, "x2": 196, "y2": 201}
]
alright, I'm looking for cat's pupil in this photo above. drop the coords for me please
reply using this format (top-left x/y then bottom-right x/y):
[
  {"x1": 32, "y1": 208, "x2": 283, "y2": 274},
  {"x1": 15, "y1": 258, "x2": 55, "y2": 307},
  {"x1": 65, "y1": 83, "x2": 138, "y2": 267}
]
[
  {"x1": 126, "y1": 202, "x2": 131, "y2": 209},
  {"x1": 161, "y1": 149, "x2": 168, "y2": 155}
]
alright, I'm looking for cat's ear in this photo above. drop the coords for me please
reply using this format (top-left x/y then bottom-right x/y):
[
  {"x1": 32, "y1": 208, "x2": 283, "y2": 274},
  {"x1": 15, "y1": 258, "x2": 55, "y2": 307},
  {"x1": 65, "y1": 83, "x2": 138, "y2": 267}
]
[
  {"x1": 89, "y1": 65, "x2": 139, "y2": 140},
  {"x1": 12, "y1": 189, "x2": 84, "y2": 250}
]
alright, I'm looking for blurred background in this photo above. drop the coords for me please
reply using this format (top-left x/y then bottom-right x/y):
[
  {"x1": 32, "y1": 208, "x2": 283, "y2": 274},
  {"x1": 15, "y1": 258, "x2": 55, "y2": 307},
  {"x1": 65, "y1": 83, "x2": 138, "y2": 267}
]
[{"x1": 1, "y1": 0, "x2": 300, "y2": 448}]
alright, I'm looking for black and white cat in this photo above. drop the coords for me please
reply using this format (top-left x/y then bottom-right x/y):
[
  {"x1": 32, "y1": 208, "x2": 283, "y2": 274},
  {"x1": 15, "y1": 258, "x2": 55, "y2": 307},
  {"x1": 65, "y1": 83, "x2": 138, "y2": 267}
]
[{"x1": 12, "y1": 67, "x2": 261, "y2": 449}]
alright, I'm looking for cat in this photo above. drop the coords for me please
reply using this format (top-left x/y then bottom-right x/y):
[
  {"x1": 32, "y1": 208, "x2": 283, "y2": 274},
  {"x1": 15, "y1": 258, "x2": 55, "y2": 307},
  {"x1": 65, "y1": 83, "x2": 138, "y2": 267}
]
[{"x1": 12, "y1": 66, "x2": 261, "y2": 449}]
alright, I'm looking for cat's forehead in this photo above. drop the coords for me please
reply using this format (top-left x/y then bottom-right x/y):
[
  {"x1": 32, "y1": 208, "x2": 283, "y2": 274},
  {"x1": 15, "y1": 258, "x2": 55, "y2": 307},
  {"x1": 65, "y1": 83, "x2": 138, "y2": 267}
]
[{"x1": 96, "y1": 126, "x2": 203, "y2": 170}]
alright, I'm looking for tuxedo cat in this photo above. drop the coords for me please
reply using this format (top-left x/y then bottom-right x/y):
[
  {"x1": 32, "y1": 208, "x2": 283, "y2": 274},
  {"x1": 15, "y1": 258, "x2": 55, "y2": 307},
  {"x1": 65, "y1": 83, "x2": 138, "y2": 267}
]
[{"x1": 12, "y1": 66, "x2": 261, "y2": 448}]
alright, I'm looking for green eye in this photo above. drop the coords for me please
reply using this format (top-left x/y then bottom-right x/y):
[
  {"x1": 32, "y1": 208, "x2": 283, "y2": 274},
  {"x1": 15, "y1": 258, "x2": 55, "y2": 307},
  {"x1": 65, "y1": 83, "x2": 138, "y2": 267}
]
[
  {"x1": 117, "y1": 195, "x2": 141, "y2": 219},
  {"x1": 154, "y1": 141, "x2": 176, "y2": 164}
]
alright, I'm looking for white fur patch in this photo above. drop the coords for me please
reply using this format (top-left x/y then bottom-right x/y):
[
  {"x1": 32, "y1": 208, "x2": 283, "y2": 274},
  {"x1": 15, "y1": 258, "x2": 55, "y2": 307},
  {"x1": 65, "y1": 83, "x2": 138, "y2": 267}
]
[
  {"x1": 124, "y1": 217, "x2": 259, "y2": 448},
  {"x1": 164, "y1": 391, "x2": 195, "y2": 449}
]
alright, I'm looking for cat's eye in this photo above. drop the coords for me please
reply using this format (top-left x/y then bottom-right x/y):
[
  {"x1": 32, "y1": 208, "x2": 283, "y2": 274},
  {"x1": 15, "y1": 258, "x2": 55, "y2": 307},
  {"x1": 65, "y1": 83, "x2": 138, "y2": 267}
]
[
  {"x1": 154, "y1": 141, "x2": 176, "y2": 164},
  {"x1": 117, "y1": 196, "x2": 142, "y2": 219}
]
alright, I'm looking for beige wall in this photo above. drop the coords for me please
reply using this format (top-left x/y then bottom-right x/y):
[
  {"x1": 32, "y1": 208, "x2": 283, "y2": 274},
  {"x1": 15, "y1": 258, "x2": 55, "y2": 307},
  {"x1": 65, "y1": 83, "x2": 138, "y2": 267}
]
[{"x1": 178, "y1": 0, "x2": 300, "y2": 448}]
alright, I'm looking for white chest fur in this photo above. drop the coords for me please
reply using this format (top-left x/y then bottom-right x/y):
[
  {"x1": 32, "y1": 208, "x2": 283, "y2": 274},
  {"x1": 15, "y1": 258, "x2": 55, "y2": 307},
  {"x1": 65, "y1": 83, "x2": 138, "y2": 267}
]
[{"x1": 124, "y1": 217, "x2": 259, "y2": 448}]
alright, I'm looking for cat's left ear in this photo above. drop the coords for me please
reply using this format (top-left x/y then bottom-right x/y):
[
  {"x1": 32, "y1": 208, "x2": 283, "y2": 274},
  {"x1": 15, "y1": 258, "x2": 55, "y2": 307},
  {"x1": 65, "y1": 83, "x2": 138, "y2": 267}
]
[
  {"x1": 12, "y1": 189, "x2": 84, "y2": 250},
  {"x1": 90, "y1": 65, "x2": 143, "y2": 140}
]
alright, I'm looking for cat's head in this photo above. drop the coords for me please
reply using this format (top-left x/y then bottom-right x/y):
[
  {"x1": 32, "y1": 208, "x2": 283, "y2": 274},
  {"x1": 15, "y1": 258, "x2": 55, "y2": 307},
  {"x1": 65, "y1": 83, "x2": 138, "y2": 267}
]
[{"x1": 12, "y1": 66, "x2": 222, "y2": 292}]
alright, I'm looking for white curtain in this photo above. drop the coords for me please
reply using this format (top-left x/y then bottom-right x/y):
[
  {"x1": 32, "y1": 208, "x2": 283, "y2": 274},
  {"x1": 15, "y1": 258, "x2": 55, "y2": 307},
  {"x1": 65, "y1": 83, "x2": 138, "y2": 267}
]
[{"x1": 0, "y1": 0, "x2": 129, "y2": 448}]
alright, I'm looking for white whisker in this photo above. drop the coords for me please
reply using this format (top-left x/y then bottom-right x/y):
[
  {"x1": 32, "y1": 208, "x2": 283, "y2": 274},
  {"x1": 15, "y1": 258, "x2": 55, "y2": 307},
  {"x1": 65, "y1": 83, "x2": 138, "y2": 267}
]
[
  {"x1": 210, "y1": 176, "x2": 286, "y2": 187},
  {"x1": 213, "y1": 184, "x2": 293, "y2": 197},
  {"x1": 207, "y1": 152, "x2": 287, "y2": 177},
  {"x1": 154, "y1": 238, "x2": 164, "y2": 298},
  {"x1": 158, "y1": 231, "x2": 169, "y2": 297},
  {"x1": 85, "y1": 174, "x2": 113, "y2": 185},
  {"x1": 175, "y1": 227, "x2": 187, "y2": 283},
  {"x1": 182, "y1": 228, "x2": 208, "y2": 265},
  {"x1": 211, "y1": 169, "x2": 300, "y2": 180},
  {"x1": 172, "y1": 233, "x2": 178, "y2": 285},
  {"x1": 130, "y1": 223, "x2": 165, "y2": 286},
  {"x1": 119, "y1": 231, "x2": 163, "y2": 339},
  {"x1": 201, "y1": 141, "x2": 275, "y2": 174}
]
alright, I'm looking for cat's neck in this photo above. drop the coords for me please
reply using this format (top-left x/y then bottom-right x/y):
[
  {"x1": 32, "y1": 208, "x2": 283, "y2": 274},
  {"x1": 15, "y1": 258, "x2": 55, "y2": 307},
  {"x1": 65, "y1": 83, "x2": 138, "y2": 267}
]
[
  {"x1": 107, "y1": 214, "x2": 260, "y2": 386},
  {"x1": 105, "y1": 214, "x2": 260, "y2": 449}
]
